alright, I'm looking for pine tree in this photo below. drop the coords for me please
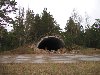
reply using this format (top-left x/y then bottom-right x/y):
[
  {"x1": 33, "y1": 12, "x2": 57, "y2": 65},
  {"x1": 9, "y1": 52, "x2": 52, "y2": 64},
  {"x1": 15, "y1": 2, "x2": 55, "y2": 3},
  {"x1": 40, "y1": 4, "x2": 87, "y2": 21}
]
[
  {"x1": 0, "y1": 0, "x2": 17, "y2": 50},
  {"x1": 64, "y1": 16, "x2": 84, "y2": 49},
  {"x1": 0, "y1": 26, "x2": 8, "y2": 50},
  {"x1": 13, "y1": 7, "x2": 25, "y2": 46},
  {"x1": 85, "y1": 19, "x2": 100, "y2": 48},
  {"x1": 33, "y1": 14, "x2": 41, "y2": 40},
  {"x1": 41, "y1": 8, "x2": 60, "y2": 36},
  {"x1": 0, "y1": 0, "x2": 17, "y2": 26},
  {"x1": 24, "y1": 8, "x2": 35, "y2": 43}
]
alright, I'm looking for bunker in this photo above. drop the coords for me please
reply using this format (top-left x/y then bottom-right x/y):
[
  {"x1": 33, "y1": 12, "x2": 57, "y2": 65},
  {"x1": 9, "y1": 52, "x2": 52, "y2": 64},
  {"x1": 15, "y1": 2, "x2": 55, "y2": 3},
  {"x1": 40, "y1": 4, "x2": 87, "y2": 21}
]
[{"x1": 37, "y1": 36, "x2": 65, "y2": 51}]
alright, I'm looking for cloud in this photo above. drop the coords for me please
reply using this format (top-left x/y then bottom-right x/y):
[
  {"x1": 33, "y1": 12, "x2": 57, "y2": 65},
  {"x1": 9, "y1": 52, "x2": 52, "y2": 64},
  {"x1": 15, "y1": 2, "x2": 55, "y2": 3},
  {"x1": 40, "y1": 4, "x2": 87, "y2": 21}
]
[{"x1": 15, "y1": 0, "x2": 100, "y2": 29}]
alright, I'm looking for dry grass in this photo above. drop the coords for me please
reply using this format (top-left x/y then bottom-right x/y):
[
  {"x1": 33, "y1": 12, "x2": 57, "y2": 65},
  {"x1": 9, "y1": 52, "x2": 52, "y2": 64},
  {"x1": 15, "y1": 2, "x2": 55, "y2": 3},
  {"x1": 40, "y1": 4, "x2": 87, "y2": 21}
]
[
  {"x1": 79, "y1": 48, "x2": 100, "y2": 55},
  {"x1": 0, "y1": 61, "x2": 100, "y2": 75}
]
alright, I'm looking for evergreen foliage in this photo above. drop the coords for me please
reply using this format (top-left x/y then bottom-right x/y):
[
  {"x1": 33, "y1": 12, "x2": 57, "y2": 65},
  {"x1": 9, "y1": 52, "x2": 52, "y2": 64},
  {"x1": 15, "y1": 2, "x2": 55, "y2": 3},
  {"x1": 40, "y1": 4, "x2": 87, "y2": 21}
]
[{"x1": 0, "y1": 2, "x2": 100, "y2": 51}]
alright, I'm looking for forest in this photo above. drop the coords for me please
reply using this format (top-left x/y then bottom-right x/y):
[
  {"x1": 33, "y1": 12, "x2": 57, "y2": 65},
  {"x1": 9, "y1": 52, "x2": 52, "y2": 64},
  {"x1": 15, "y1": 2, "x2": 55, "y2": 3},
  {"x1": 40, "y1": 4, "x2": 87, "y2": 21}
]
[{"x1": 0, "y1": 0, "x2": 100, "y2": 51}]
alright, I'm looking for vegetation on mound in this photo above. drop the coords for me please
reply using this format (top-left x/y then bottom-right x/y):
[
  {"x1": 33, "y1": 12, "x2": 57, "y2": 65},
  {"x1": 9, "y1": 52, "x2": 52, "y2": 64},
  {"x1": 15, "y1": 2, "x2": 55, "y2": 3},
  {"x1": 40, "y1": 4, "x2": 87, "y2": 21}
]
[{"x1": 0, "y1": 44, "x2": 100, "y2": 55}]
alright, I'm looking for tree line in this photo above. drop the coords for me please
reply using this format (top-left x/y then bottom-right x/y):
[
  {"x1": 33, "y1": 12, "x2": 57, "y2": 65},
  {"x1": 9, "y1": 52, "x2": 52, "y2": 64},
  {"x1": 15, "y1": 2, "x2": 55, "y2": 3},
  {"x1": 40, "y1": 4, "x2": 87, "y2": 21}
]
[{"x1": 0, "y1": 0, "x2": 100, "y2": 51}]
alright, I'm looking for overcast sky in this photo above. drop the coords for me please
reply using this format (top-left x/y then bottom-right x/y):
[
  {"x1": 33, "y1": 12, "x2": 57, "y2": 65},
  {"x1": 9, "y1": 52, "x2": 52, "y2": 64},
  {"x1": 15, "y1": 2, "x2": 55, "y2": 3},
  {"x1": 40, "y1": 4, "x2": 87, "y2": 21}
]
[{"x1": 14, "y1": 0, "x2": 100, "y2": 30}]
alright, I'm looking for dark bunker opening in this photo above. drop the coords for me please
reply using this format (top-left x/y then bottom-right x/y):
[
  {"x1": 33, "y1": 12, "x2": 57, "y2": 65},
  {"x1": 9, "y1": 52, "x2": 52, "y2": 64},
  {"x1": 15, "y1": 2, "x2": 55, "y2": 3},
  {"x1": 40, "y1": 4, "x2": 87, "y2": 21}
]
[{"x1": 37, "y1": 37, "x2": 64, "y2": 51}]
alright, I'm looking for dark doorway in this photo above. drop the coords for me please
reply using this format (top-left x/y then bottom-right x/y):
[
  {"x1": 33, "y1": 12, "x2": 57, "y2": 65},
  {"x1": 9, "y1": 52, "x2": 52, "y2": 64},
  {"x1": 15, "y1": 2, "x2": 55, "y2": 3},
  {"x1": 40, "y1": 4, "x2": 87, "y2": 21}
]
[{"x1": 37, "y1": 37, "x2": 64, "y2": 51}]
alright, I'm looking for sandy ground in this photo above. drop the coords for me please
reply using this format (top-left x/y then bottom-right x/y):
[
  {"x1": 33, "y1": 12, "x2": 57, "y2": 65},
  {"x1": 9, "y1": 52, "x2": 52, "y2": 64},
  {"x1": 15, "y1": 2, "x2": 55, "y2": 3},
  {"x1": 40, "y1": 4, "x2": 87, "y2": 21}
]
[{"x1": 0, "y1": 54, "x2": 100, "y2": 63}]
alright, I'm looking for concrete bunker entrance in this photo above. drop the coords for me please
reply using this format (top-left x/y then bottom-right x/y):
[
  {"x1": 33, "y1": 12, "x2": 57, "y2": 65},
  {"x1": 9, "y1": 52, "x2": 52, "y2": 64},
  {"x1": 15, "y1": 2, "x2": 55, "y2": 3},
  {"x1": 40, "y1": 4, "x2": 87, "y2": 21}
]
[{"x1": 37, "y1": 36, "x2": 64, "y2": 51}]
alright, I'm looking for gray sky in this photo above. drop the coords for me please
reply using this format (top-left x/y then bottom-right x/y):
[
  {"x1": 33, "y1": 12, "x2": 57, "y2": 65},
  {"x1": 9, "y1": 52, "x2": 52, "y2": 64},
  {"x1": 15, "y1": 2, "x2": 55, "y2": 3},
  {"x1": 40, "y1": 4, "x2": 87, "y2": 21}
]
[{"x1": 8, "y1": 0, "x2": 100, "y2": 30}]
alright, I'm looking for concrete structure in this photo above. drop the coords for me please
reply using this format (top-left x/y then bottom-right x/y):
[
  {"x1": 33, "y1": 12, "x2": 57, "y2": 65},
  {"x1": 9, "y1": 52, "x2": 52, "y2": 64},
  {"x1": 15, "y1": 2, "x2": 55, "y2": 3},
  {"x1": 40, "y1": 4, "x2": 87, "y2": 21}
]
[{"x1": 37, "y1": 36, "x2": 65, "y2": 51}]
